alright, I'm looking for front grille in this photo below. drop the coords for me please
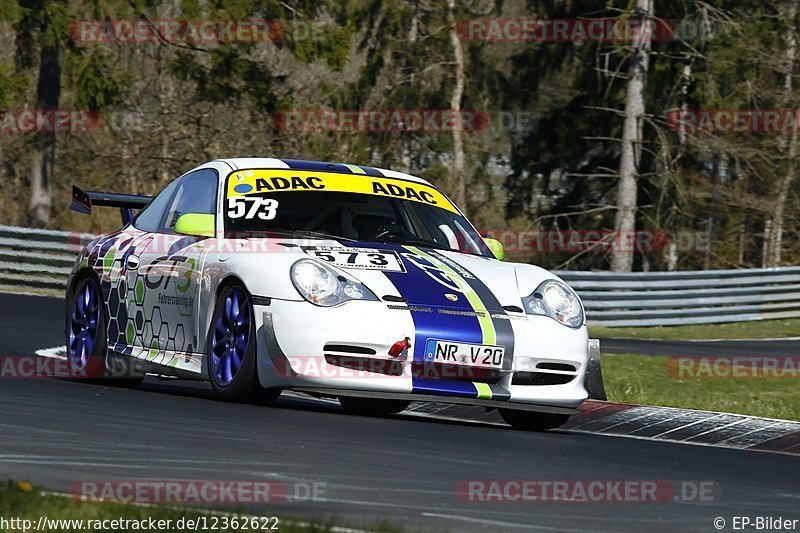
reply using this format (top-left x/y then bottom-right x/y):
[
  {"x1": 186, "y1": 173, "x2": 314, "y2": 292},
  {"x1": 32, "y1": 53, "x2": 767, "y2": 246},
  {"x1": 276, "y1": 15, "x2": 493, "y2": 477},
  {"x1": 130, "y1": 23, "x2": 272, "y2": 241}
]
[
  {"x1": 386, "y1": 305, "x2": 433, "y2": 313},
  {"x1": 437, "y1": 309, "x2": 486, "y2": 317},
  {"x1": 512, "y1": 372, "x2": 576, "y2": 386}
]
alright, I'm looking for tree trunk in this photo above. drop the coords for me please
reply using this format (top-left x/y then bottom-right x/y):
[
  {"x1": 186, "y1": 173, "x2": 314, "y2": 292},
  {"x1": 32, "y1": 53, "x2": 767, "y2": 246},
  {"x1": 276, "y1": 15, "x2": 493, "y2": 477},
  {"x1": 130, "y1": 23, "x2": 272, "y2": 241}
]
[
  {"x1": 28, "y1": 42, "x2": 61, "y2": 227},
  {"x1": 401, "y1": 4, "x2": 419, "y2": 175},
  {"x1": 678, "y1": 63, "x2": 692, "y2": 148},
  {"x1": 611, "y1": 0, "x2": 653, "y2": 272},
  {"x1": 446, "y1": 0, "x2": 466, "y2": 209},
  {"x1": 766, "y1": 0, "x2": 797, "y2": 266}
]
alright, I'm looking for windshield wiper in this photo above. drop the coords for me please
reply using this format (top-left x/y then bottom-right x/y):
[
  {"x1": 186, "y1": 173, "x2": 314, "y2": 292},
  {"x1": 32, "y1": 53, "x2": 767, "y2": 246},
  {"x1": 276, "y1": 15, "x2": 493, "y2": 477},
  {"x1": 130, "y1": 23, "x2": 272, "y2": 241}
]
[
  {"x1": 376, "y1": 236, "x2": 452, "y2": 251},
  {"x1": 257, "y1": 228, "x2": 358, "y2": 242}
]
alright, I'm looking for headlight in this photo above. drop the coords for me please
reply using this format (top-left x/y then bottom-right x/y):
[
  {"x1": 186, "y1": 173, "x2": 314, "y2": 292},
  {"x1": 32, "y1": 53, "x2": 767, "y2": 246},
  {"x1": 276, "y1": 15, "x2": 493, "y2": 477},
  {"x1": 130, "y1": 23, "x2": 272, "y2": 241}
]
[
  {"x1": 521, "y1": 279, "x2": 584, "y2": 328},
  {"x1": 290, "y1": 259, "x2": 378, "y2": 306}
]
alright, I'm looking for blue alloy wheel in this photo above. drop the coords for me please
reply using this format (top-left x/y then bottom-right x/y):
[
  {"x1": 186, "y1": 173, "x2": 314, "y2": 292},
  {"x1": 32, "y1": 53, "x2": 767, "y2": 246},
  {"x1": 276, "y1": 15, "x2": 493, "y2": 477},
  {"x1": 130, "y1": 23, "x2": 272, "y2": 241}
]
[
  {"x1": 67, "y1": 278, "x2": 101, "y2": 372},
  {"x1": 210, "y1": 286, "x2": 251, "y2": 387}
]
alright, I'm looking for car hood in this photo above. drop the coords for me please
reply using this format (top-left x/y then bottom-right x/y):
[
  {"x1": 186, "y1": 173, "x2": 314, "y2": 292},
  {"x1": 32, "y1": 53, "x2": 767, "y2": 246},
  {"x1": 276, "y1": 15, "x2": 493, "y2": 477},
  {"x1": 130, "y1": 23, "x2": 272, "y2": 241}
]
[{"x1": 273, "y1": 238, "x2": 559, "y2": 311}]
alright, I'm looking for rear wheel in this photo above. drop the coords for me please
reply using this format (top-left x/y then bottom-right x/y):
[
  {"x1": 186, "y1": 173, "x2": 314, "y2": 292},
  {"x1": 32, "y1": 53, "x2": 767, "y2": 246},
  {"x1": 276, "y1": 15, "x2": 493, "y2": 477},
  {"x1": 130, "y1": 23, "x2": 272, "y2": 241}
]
[
  {"x1": 499, "y1": 409, "x2": 570, "y2": 431},
  {"x1": 338, "y1": 396, "x2": 410, "y2": 416},
  {"x1": 66, "y1": 274, "x2": 143, "y2": 387},
  {"x1": 207, "y1": 282, "x2": 281, "y2": 403}
]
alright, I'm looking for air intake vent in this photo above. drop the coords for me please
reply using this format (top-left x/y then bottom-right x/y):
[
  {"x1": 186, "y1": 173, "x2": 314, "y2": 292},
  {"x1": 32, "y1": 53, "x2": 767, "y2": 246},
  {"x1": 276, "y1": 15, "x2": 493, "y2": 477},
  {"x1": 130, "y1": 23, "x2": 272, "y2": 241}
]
[
  {"x1": 324, "y1": 355, "x2": 403, "y2": 376},
  {"x1": 323, "y1": 343, "x2": 376, "y2": 355},
  {"x1": 512, "y1": 372, "x2": 575, "y2": 386},
  {"x1": 536, "y1": 362, "x2": 577, "y2": 372}
]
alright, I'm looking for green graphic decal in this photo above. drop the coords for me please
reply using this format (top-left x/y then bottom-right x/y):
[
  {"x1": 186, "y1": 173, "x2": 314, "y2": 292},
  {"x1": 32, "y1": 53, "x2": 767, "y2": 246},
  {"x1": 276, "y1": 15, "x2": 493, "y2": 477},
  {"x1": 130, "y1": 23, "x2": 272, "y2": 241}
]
[
  {"x1": 134, "y1": 278, "x2": 144, "y2": 305},
  {"x1": 176, "y1": 258, "x2": 195, "y2": 293},
  {"x1": 103, "y1": 250, "x2": 115, "y2": 274},
  {"x1": 147, "y1": 339, "x2": 159, "y2": 362},
  {"x1": 474, "y1": 382, "x2": 492, "y2": 399}
]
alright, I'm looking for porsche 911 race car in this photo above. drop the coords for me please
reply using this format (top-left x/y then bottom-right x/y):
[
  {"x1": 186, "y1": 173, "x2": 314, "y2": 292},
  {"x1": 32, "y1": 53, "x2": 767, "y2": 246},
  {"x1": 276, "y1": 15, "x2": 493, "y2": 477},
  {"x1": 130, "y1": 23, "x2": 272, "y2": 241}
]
[{"x1": 66, "y1": 158, "x2": 603, "y2": 430}]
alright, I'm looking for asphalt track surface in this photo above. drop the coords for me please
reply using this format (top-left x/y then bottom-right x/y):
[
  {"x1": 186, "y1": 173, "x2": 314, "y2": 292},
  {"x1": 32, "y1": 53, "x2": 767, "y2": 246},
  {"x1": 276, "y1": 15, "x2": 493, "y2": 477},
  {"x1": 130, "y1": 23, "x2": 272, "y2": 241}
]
[{"x1": 1, "y1": 293, "x2": 799, "y2": 532}]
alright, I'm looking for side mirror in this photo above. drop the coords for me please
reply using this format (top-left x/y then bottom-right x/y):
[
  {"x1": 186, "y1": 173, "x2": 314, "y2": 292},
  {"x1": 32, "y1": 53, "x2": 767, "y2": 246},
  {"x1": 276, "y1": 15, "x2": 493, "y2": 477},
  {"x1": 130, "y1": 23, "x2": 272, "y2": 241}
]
[
  {"x1": 175, "y1": 213, "x2": 215, "y2": 238},
  {"x1": 484, "y1": 237, "x2": 505, "y2": 261}
]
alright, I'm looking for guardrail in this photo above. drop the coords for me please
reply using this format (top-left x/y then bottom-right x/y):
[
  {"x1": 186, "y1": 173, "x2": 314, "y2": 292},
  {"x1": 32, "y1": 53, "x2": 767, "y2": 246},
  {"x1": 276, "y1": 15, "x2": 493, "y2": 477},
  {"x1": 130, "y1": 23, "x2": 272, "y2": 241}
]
[
  {"x1": 1, "y1": 225, "x2": 798, "y2": 327},
  {"x1": 559, "y1": 268, "x2": 800, "y2": 327},
  {"x1": 0, "y1": 225, "x2": 94, "y2": 293}
]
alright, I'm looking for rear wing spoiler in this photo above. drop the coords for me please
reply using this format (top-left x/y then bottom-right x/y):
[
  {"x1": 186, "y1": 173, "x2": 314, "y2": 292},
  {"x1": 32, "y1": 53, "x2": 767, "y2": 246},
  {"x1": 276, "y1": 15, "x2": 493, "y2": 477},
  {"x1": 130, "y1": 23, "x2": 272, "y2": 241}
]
[{"x1": 70, "y1": 185, "x2": 153, "y2": 225}]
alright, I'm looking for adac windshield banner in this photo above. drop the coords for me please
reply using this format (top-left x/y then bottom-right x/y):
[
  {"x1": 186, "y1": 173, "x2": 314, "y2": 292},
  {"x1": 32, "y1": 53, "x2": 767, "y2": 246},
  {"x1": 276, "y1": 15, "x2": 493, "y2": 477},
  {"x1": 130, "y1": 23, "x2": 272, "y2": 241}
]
[{"x1": 226, "y1": 169, "x2": 459, "y2": 213}]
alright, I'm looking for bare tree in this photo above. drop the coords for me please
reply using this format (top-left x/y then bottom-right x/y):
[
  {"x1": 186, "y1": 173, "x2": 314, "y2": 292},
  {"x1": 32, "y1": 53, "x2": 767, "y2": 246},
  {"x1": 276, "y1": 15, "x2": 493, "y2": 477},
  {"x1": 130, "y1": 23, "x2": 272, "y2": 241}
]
[
  {"x1": 28, "y1": 39, "x2": 60, "y2": 227},
  {"x1": 765, "y1": 0, "x2": 797, "y2": 266},
  {"x1": 611, "y1": 0, "x2": 654, "y2": 271},
  {"x1": 446, "y1": 0, "x2": 466, "y2": 208}
]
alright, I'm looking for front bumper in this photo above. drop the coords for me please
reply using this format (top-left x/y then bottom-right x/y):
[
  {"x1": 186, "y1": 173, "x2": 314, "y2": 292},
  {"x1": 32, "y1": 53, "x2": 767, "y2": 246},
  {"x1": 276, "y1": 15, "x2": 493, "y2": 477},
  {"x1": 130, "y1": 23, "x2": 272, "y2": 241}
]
[{"x1": 254, "y1": 299, "x2": 591, "y2": 410}]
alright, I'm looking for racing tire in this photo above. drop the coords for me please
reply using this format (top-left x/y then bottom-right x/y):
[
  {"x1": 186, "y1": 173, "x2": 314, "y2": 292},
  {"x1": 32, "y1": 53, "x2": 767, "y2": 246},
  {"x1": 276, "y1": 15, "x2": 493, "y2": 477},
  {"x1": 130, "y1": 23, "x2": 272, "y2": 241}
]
[
  {"x1": 66, "y1": 273, "x2": 144, "y2": 388},
  {"x1": 207, "y1": 281, "x2": 281, "y2": 403},
  {"x1": 338, "y1": 396, "x2": 411, "y2": 416},
  {"x1": 499, "y1": 409, "x2": 570, "y2": 431}
]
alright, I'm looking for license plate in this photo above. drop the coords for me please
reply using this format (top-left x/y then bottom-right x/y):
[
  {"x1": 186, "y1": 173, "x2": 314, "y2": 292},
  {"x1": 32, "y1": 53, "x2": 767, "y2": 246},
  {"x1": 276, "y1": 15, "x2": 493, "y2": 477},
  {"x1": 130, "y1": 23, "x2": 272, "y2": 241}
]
[
  {"x1": 424, "y1": 339, "x2": 505, "y2": 368},
  {"x1": 305, "y1": 247, "x2": 405, "y2": 272}
]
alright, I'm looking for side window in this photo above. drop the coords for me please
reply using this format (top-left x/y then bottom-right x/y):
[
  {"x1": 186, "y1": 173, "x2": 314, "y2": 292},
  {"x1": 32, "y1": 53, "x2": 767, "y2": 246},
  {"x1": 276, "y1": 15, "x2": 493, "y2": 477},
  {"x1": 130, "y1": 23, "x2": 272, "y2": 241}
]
[
  {"x1": 133, "y1": 178, "x2": 181, "y2": 232},
  {"x1": 160, "y1": 169, "x2": 219, "y2": 233}
]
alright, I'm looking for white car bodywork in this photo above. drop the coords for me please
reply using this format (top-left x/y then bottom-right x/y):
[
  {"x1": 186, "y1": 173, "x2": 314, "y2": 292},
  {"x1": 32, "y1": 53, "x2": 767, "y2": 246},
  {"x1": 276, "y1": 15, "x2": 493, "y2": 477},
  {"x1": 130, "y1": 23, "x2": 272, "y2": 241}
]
[{"x1": 69, "y1": 158, "x2": 593, "y2": 415}]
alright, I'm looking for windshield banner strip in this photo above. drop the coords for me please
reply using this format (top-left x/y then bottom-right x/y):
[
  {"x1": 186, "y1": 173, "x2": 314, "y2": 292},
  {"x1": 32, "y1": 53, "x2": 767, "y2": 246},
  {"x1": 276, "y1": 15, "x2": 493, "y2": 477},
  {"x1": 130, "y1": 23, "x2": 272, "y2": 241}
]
[{"x1": 226, "y1": 169, "x2": 459, "y2": 213}]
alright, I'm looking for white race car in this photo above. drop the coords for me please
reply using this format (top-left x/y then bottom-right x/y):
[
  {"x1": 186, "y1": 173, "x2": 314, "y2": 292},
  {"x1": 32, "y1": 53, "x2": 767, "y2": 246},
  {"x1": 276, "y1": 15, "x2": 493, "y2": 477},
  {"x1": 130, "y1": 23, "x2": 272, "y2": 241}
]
[{"x1": 66, "y1": 158, "x2": 603, "y2": 430}]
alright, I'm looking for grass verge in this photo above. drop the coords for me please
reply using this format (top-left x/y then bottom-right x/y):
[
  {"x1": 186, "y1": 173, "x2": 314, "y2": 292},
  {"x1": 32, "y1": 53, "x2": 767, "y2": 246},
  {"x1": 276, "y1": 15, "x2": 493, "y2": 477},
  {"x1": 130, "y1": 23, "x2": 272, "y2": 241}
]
[
  {"x1": 602, "y1": 353, "x2": 800, "y2": 421},
  {"x1": 0, "y1": 482, "x2": 399, "y2": 533},
  {"x1": 590, "y1": 317, "x2": 800, "y2": 341}
]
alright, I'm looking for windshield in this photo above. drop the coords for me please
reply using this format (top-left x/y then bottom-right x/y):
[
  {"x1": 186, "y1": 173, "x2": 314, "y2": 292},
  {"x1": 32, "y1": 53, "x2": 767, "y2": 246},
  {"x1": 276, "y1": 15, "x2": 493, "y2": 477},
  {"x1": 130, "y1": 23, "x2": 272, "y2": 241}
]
[{"x1": 224, "y1": 169, "x2": 492, "y2": 257}]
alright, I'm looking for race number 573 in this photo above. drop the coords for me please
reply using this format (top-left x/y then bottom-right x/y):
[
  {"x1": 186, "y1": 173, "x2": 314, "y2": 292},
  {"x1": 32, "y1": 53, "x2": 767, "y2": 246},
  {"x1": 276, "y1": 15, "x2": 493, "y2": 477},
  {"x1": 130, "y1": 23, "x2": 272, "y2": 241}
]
[{"x1": 228, "y1": 197, "x2": 279, "y2": 220}]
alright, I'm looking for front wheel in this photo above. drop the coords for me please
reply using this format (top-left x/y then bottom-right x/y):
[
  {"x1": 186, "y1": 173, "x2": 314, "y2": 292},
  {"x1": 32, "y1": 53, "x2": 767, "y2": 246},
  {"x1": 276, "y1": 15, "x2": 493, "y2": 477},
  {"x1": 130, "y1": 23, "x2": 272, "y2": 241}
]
[
  {"x1": 338, "y1": 396, "x2": 410, "y2": 416},
  {"x1": 499, "y1": 409, "x2": 570, "y2": 431},
  {"x1": 207, "y1": 282, "x2": 280, "y2": 403}
]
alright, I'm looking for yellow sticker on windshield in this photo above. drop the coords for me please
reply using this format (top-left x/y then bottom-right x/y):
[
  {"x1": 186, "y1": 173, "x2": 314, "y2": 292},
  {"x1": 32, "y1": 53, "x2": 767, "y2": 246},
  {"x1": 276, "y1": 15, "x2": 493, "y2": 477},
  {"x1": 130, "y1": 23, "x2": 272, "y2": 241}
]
[{"x1": 227, "y1": 169, "x2": 459, "y2": 213}]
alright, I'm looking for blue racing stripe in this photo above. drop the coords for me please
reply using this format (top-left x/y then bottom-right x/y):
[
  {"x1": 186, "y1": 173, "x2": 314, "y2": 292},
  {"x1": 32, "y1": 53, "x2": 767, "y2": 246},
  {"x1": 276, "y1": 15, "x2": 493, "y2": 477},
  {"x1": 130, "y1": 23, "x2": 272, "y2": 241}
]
[
  {"x1": 412, "y1": 378, "x2": 478, "y2": 397},
  {"x1": 280, "y1": 159, "x2": 354, "y2": 174}
]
